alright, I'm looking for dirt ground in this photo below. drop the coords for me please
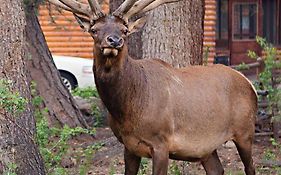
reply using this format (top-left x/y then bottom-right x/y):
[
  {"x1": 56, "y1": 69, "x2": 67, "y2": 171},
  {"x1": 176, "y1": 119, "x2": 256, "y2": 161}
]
[{"x1": 67, "y1": 127, "x2": 281, "y2": 175}]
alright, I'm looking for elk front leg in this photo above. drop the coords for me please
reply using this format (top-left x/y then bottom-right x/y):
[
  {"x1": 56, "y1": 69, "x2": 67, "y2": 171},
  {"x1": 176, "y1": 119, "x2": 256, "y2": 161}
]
[
  {"x1": 152, "y1": 145, "x2": 169, "y2": 175},
  {"x1": 124, "y1": 147, "x2": 141, "y2": 175}
]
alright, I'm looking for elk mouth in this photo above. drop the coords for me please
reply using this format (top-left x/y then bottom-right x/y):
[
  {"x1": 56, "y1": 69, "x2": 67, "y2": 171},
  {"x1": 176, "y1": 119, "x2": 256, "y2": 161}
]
[{"x1": 102, "y1": 47, "x2": 119, "y2": 57}]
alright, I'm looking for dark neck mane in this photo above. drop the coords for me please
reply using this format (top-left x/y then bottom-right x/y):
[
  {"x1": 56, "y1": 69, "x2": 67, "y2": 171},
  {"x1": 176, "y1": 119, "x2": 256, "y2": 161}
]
[{"x1": 93, "y1": 52, "x2": 148, "y2": 121}]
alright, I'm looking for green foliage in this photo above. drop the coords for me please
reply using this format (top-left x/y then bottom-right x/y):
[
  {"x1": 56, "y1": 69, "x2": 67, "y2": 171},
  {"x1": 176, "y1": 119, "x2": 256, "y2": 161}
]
[
  {"x1": 270, "y1": 138, "x2": 281, "y2": 152},
  {"x1": 78, "y1": 143, "x2": 103, "y2": 175},
  {"x1": 243, "y1": 36, "x2": 281, "y2": 175},
  {"x1": 138, "y1": 158, "x2": 149, "y2": 175},
  {"x1": 108, "y1": 163, "x2": 116, "y2": 175},
  {"x1": 261, "y1": 138, "x2": 281, "y2": 173},
  {"x1": 72, "y1": 87, "x2": 103, "y2": 127},
  {"x1": 264, "y1": 149, "x2": 276, "y2": 161},
  {"x1": 31, "y1": 84, "x2": 100, "y2": 175},
  {"x1": 247, "y1": 50, "x2": 258, "y2": 59},
  {"x1": 72, "y1": 87, "x2": 99, "y2": 99},
  {"x1": 3, "y1": 163, "x2": 17, "y2": 175},
  {"x1": 248, "y1": 36, "x2": 281, "y2": 123},
  {"x1": 38, "y1": 123, "x2": 96, "y2": 174},
  {"x1": 91, "y1": 104, "x2": 102, "y2": 127},
  {"x1": 235, "y1": 62, "x2": 250, "y2": 71},
  {"x1": 0, "y1": 80, "x2": 27, "y2": 175},
  {"x1": 203, "y1": 46, "x2": 210, "y2": 66},
  {"x1": 169, "y1": 161, "x2": 181, "y2": 175},
  {"x1": 36, "y1": 113, "x2": 96, "y2": 174},
  {"x1": 0, "y1": 81, "x2": 101, "y2": 174},
  {"x1": 226, "y1": 171, "x2": 244, "y2": 175},
  {"x1": 0, "y1": 79, "x2": 27, "y2": 115}
]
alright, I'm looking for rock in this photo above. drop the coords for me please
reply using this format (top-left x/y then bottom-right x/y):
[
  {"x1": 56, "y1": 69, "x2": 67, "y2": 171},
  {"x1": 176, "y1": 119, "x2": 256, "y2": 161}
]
[
  {"x1": 74, "y1": 96, "x2": 108, "y2": 126},
  {"x1": 223, "y1": 141, "x2": 236, "y2": 148},
  {"x1": 74, "y1": 96, "x2": 93, "y2": 115}
]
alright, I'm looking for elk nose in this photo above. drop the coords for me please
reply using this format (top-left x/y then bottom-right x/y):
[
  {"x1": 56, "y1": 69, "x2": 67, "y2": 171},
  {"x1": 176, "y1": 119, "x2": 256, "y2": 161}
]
[{"x1": 106, "y1": 35, "x2": 124, "y2": 48}]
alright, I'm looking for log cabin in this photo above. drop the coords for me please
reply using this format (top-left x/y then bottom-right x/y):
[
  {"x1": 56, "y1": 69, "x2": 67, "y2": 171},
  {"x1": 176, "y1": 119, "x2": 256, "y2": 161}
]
[{"x1": 39, "y1": 0, "x2": 281, "y2": 65}]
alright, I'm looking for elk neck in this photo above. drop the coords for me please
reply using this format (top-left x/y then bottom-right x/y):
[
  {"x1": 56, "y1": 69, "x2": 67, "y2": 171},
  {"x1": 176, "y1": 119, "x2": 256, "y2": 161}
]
[{"x1": 93, "y1": 45, "x2": 149, "y2": 121}]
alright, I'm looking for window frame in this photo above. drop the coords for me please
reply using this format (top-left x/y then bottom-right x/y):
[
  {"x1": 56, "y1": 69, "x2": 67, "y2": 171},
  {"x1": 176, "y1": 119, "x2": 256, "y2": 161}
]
[
  {"x1": 232, "y1": 2, "x2": 259, "y2": 41},
  {"x1": 279, "y1": 0, "x2": 281, "y2": 45},
  {"x1": 216, "y1": 0, "x2": 229, "y2": 48},
  {"x1": 262, "y1": 0, "x2": 281, "y2": 46},
  {"x1": 276, "y1": 0, "x2": 281, "y2": 46}
]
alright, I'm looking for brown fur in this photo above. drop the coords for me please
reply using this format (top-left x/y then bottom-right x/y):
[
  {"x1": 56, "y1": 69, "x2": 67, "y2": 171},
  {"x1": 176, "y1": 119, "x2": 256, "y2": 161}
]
[{"x1": 89, "y1": 16, "x2": 257, "y2": 175}]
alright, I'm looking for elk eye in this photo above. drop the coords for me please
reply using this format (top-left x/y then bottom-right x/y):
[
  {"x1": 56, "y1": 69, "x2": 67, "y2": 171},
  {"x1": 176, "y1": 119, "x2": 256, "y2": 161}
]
[
  {"x1": 91, "y1": 29, "x2": 97, "y2": 34},
  {"x1": 123, "y1": 29, "x2": 129, "y2": 35}
]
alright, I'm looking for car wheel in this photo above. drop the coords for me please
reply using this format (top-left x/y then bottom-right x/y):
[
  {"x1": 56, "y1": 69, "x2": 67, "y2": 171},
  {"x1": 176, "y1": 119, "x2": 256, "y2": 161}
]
[{"x1": 59, "y1": 71, "x2": 77, "y2": 91}]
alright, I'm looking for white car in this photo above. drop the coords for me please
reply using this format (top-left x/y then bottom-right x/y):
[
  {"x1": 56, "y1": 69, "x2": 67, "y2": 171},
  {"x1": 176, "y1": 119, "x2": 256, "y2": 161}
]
[{"x1": 53, "y1": 55, "x2": 95, "y2": 90}]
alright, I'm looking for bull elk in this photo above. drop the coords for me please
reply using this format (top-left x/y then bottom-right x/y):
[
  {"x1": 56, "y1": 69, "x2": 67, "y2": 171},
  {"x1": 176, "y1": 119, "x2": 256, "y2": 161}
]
[{"x1": 49, "y1": 0, "x2": 257, "y2": 174}]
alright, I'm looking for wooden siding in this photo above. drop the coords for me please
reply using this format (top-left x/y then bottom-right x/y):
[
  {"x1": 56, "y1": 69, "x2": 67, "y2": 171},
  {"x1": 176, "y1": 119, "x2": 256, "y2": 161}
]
[
  {"x1": 40, "y1": 1, "x2": 216, "y2": 62},
  {"x1": 40, "y1": 1, "x2": 281, "y2": 63},
  {"x1": 38, "y1": 1, "x2": 109, "y2": 59},
  {"x1": 204, "y1": 0, "x2": 217, "y2": 64}
]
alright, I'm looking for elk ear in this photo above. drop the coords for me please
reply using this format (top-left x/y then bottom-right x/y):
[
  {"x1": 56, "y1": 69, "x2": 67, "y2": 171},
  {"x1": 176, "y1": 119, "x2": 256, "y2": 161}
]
[
  {"x1": 73, "y1": 13, "x2": 91, "y2": 32},
  {"x1": 128, "y1": 16, "x2": 147, "y2": 35}
]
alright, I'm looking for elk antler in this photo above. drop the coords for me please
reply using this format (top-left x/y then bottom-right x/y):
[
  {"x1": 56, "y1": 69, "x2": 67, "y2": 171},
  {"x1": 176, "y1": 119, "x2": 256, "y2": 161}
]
[
  {"x1": 47, "y1": 0, "x2": 104, "y2": 20},
  {"x1": 112, "y1": 0, "x2": 139, "y2": 17},
  {"x1": 138, "y1": 0, "x2": 180, "y2": 14},
  {"x1": 87, "y1": 0, "x2": 104, "y2": 18},
  {"x1": 113, "y1": 0, "x2": 181, "y2": 23},
  {"x1": 48, "y1": 0, "x2": 180, "y2": 24},
  {"x1": 49, "y1": 0, "x2": 91, "y2": 17},
  {"x1": 48, "y1": 0, "x2": 72, "y2": 12}
]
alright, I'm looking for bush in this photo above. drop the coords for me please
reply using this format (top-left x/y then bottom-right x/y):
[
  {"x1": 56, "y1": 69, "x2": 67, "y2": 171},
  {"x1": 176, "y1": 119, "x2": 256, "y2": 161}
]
[
  {"x1": 72, "y1": 87, "x2": 99, "y2": 99},
  {"x1": 32, "y1": 83, "x2": 100, "y2": 174}
]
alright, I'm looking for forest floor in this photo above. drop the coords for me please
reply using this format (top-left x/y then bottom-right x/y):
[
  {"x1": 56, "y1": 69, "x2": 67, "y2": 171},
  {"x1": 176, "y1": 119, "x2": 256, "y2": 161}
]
[{"x1": 67, "y1": 127, "x2": 281, "y2": 175}]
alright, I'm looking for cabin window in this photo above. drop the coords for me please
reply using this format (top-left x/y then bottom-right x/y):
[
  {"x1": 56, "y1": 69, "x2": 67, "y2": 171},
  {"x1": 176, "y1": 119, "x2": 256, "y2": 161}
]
[
  {"x1": 216, "y1": 0, "x2": 229, "y2": 48},
  {"x1": 233, "y1": 3, "x2": 257, "y2": 40},
  {"x1": 263, "y1": 0, "x2": 281, "y2": 45},
  {"x1": 277, "y1": 0, "x2": 281, "y2": 45}
]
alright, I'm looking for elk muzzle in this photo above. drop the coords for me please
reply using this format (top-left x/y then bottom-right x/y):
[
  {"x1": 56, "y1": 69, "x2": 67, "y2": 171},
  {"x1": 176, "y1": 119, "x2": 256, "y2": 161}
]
[
  {"x1": 102, "y1": 35, "x2": 124, "y2": 57},
  {"x1": 106, "y1": 35, "x2": 124, "y2": 48}
]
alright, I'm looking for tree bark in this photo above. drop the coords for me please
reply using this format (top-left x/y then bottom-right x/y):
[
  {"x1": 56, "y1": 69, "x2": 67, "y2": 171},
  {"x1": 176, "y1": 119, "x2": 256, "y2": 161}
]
[
  {"x1": 25, "y1": 3, "x2": 89, "y2": 128},
  {"x1": 0, "y1": 1, "x2": 45, "y2": 174},
  {"x1": 110, "y1": 0, "x2": 204, "y2": 67}
]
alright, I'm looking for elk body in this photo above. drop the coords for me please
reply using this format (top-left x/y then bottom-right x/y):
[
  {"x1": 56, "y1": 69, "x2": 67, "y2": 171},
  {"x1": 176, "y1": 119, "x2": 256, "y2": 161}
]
[{"x1": 50, "y1": 0, "x2": 257, "y2": 174}]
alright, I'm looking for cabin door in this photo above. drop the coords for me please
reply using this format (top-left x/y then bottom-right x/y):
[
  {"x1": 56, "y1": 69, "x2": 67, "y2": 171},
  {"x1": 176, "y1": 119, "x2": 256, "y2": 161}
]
[{"x1": 229, "y1": 0, "x2": 262, "y2": 65}]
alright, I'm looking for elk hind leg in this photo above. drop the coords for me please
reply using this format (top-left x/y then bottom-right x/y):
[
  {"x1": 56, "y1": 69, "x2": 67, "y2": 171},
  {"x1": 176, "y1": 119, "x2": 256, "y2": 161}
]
[
  {"x1": 233, "y1": 138, "x2": 255, "y2": 175},
  {"x1": 201, "y1": 150, "x2": 224, "y2": 175}
]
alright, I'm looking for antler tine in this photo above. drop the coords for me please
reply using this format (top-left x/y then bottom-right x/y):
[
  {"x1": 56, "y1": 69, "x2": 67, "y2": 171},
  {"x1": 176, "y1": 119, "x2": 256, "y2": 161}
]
[
  {"x1": 48, "y1": 0, "x2": 92, "y2": 18},
  {"x1": 112, "y1": 0, "x2": 138, "y2": 17},
  {"x1": 123, "y1": 0, "x2": 155, "y2": 22},
  {"x1": 87, "y1": 0, "x2": 104, "y2": 18},
  {"x1": 139, "y1": 0, "x2": 180, "y2": 14},
  {"x1": 123, "y1": 0, "x2": 181, "y2": 22},
  {"x1": 48, "y1": 0, "x2": 72, "y2": 12}
]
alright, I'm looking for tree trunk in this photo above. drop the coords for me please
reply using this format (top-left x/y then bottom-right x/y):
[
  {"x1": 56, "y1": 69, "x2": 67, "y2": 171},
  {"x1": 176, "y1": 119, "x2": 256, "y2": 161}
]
[
  {"x1": 0, "y1": 1, "x2": 45, "y2": 174},
  {"x1": 110, "y1": 0, "x2": 204, "y2": 67},
  {"x1": 25, "y1": 4, "x2": 88, "y2": 128}
]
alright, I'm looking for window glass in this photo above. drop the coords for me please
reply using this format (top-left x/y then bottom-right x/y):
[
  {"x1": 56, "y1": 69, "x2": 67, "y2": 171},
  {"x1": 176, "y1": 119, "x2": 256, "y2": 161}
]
[
  {"x1": 216, "y1": 0, "x2": 228, "y2": 40},
  {"x1": 263, "y1": 0, "x2": 277, "y2": 44},
  {"x1": 233, "y1": 3, "x2": 257, "y2": 40},
  {"x1": 276, "y1": 0, "x2": 281, "y2": 45},
  {"x1": 278, "y1": 0, "x2": 281, "y2": 45}
]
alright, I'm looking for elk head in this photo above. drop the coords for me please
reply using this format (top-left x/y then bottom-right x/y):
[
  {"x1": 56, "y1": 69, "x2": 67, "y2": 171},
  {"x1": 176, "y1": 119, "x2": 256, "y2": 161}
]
[{"x1": 48, "y1": 0, "x2": 179, "y2": 70}]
